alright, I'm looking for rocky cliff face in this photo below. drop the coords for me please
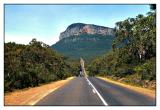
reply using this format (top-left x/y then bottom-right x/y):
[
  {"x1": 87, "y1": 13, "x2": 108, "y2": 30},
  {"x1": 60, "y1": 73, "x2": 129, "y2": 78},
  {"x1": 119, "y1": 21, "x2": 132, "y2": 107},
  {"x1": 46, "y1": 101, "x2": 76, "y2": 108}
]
[{"x1": 59, "y1": 23, "x2": 114, "y2": 40}]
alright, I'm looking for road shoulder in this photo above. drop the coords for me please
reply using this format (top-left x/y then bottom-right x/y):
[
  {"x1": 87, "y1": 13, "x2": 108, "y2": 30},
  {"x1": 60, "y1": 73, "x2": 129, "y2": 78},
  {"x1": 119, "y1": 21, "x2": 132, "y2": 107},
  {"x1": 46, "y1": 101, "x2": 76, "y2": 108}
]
[
  {"x1": 97, "y1": 77, "x2": 155, "y2": 99},
  {"x1": 4, "y1": 77, "x2": 74, "y2": 106}
]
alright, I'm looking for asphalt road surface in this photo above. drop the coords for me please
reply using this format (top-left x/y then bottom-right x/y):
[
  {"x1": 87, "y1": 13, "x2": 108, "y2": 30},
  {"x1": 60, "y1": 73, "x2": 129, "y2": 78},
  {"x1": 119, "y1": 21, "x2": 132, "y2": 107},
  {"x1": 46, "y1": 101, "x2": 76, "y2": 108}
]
[{"x1": 36, "y1": 77, "x2": 155, "y2": 106}]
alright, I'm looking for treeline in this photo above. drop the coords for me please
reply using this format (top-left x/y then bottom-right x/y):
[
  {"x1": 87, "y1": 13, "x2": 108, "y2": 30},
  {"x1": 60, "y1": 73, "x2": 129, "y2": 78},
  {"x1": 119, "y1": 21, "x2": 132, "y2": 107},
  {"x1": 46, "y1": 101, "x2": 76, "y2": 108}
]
[
  {"x1": 4, "y1": 39, "x2": 79, "y2": 92},
  {"x1": 88, "y1": 5, "x2": 156, "y2": 89}
]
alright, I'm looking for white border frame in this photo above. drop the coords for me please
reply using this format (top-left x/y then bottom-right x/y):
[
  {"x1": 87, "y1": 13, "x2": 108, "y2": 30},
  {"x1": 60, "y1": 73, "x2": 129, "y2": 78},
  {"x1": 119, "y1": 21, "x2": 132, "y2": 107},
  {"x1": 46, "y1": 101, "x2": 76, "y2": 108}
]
[{"x1": 0, "y1": 0, "x2": 159, "y2": 110}]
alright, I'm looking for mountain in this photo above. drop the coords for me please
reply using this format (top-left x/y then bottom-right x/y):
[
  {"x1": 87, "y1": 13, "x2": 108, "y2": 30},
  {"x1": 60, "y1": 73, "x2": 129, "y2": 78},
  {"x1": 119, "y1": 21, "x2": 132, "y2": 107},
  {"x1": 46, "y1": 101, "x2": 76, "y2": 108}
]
[
  {"x1": 51, "y1": 23, "x2": 115, "y2": 60},
  {"x1": 59, "y1": 23, "x2": 114, "y2": 40}
]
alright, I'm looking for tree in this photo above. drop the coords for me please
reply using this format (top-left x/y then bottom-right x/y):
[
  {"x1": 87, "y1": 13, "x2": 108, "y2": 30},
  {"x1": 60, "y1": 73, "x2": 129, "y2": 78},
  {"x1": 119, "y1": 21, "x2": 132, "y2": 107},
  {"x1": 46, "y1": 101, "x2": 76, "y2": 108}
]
[
  {"x1": 4, "y1": 39, "x2": 76, "y2": 91},
  {"x1": 150, "y1": 4, "x2": 156, "y2": 11},
  {"x1": 87, "y1": 7, "x2": 156, "y2": 88}
]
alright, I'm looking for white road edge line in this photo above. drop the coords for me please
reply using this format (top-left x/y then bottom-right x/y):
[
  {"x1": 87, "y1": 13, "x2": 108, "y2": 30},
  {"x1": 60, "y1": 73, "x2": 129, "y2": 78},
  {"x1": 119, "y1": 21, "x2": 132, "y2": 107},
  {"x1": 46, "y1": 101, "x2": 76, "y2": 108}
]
[
  {"x1": 29, "y1": 87, "x2": 59, "y2": 105},
  {"x1": 85, "y1": 77, "x2": 108, "y2": 106}
]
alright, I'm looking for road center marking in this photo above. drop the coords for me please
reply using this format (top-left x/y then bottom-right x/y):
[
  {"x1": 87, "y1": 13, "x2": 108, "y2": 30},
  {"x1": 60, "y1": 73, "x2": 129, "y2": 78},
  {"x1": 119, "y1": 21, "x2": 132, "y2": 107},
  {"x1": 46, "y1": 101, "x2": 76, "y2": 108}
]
[
  {"x1": 92, "y1": 89, "x2": 96, "y2": 94},
  {"x1": 85, "y1": 77, "x2": 108, "y2": 106}
]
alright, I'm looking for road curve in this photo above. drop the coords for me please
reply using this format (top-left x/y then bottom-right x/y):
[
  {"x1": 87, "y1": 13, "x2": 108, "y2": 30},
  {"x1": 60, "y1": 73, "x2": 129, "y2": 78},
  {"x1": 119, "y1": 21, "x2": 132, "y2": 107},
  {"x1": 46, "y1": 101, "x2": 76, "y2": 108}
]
[{"x1": 35, "y1": 77, "x2": 155, "y2": 106}]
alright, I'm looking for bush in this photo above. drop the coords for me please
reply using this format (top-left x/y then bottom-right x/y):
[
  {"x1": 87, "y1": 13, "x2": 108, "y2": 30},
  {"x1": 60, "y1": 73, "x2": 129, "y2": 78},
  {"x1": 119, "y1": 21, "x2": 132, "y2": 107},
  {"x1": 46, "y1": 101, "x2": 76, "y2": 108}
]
[
  {"x1": 4, "y1": 39, "x2": 76, "y2": 92},
  {"x1": 134, "y1": 58, "x2": 156, "y2": 81}
]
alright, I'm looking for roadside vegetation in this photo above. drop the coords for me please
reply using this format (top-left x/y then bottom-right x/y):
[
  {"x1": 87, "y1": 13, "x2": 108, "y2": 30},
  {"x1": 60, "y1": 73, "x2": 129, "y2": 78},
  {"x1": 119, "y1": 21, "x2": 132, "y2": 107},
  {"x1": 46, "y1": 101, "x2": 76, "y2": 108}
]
[
  {"x1": 4, "y1": 39, "x2": 79, "y2": 92},
  {"x1": 87, "y1": 5, "x2": 156, "y2": 89},
  {"x1": 4, "y1": 5, "x2": 156, "y2": 92}
]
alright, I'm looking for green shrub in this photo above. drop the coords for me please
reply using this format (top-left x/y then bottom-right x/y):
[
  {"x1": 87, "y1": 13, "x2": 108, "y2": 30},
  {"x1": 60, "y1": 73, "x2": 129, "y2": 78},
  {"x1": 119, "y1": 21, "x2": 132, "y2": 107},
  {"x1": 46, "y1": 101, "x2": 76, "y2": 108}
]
[{"x1": 4, "y1": 39, "x2": 76, "y2": 92}]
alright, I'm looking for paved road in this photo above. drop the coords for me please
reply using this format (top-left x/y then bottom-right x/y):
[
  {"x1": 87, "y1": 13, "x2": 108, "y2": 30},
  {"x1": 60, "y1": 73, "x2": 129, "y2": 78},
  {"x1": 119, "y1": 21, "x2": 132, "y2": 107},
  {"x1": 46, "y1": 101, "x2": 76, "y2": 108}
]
[
  {"x1": 36, "y1": 77, "x2": 155, "y2": 106},
  {"x1": 88, "y1": 77, "x2": 155, "y2": 106}
]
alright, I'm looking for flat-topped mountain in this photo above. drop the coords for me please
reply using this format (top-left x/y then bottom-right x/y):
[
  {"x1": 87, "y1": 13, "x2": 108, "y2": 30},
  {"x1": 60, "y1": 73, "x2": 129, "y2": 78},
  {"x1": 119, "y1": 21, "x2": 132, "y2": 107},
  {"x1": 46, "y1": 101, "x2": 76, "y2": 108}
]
[
  {"x1": 52, "y1": 23, "x2": 115, "y2": 60},
  {"x1": 59, "y1": 23, "x2": 114, "y2": 40}
]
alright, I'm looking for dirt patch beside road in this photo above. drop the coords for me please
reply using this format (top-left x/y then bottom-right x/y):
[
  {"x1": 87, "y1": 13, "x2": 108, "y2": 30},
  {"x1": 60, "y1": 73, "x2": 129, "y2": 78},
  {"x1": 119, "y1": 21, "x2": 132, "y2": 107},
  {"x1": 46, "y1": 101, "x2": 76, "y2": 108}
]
[
  {"x1": 5, "y1": 77, "x2": 74, "y2": 106},
  {"x1": 98, "y1": 77, "x2": 155, "y2": 99}
]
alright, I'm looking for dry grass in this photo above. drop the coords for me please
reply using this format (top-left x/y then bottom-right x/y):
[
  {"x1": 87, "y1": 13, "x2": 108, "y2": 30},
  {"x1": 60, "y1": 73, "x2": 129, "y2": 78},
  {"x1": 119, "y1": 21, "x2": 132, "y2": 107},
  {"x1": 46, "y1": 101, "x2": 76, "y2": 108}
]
[
  {"x1": 4, "y1": 77, "x2": 74, "y2": 106},
  {"x1": 97, "y1": 77, "x2": 155, "y2": 99}
]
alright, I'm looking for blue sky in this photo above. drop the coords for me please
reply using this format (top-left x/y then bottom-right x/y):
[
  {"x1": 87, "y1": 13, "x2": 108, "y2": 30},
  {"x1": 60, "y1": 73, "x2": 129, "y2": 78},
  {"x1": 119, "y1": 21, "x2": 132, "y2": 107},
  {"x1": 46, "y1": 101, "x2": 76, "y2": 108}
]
[{"x1": 5, "y1": 4, "x2": 150, "y2": 45}]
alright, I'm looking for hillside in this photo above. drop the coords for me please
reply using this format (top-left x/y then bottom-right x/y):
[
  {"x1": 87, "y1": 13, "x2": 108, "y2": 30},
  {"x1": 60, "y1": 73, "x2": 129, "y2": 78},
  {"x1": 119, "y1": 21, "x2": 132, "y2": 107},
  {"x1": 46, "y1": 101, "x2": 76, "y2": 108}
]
[
  {"x1": 52, "y1": 34, "x2": 115, "y2": 60},
  {"x1": 51, "y1": 23, "x2": 115, "y2": 60}
]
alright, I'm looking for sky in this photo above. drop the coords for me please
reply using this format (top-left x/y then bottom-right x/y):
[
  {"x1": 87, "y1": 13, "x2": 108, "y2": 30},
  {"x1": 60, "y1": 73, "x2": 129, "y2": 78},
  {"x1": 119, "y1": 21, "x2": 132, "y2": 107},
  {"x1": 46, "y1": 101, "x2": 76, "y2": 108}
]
[{"x1": 5, "y1": 4, "x2": 150, "y2": 45}]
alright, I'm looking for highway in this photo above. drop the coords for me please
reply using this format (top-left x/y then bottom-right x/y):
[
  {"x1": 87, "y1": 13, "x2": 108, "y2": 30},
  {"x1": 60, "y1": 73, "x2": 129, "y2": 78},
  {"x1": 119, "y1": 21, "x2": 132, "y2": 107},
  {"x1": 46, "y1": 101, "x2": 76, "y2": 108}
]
[{"x1": 36, "y1": 77, "x2": 155, "y2": 106}]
